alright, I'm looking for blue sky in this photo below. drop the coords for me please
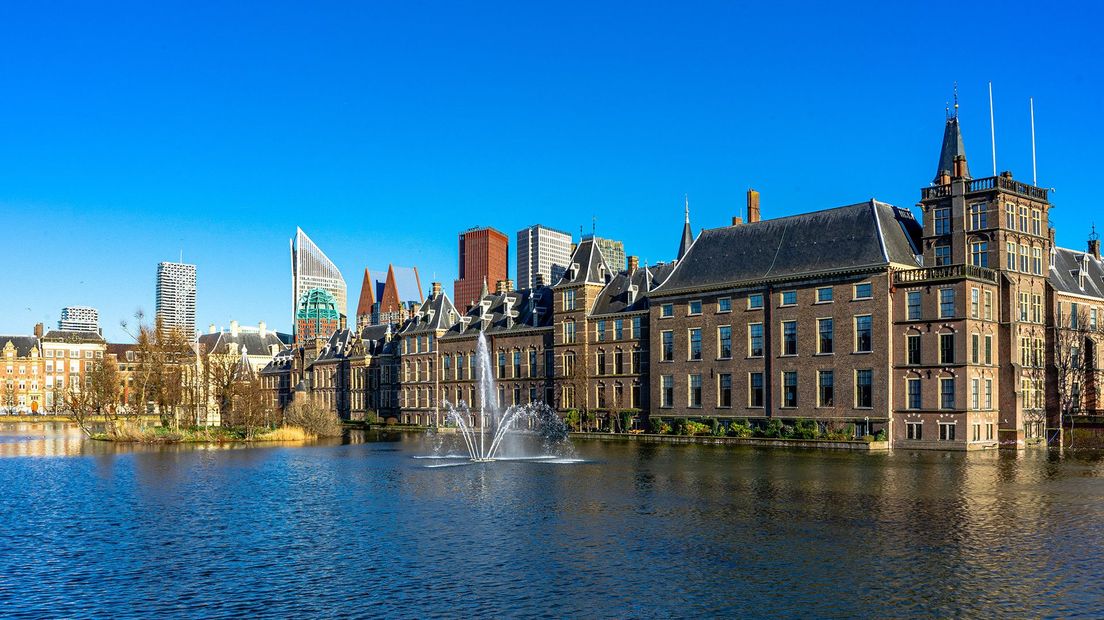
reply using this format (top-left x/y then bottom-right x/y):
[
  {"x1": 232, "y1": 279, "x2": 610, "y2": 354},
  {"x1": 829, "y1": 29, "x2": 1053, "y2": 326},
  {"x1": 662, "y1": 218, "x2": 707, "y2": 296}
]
[{"x1": 2, "y1": 1, "x2": 1103, "y2": 341}]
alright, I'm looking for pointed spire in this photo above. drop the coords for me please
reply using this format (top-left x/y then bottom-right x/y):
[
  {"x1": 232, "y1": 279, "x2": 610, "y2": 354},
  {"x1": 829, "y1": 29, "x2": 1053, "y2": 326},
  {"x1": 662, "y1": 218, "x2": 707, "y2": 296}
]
[
  {"x1": 356, "y1": 268, "x2": 375, "y2": 320},
  {"x1": 678, "y1": 196, "x2": 694, "y2": 260},
  {"x1": 480, "y1": 276, "x2": 489, "y2": 300},
  {"x1": 934, "y1": 91, "x2": 970, "y2": 183}
]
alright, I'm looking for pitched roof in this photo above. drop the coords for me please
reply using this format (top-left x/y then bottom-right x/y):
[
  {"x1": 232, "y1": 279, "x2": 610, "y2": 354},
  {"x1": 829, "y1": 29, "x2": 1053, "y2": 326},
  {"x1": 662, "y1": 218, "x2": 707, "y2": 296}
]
[
  {"x1": 356, "y1": 268, "x2": 375, "y2": 317},
  {"x1": 555, "y1": 238, "x2": 613, "y2": 287},
  {"x1": 678, "y1": 201, "x2": 694, "y2": 260},
  {"x1": 197, "y1": 330, "x2": 285, "y2": 358},
  {"x1": 0, "y1": 336, "x2": 40, "y2": 357},
  {"x1": 591, "y1": 262, "x2": 679, "y2": 316},
  {"x1": 655, "y1": 200, "x2": 921, "y2": 295},
  {"x1": 441, "y1": 286, "x2": 553, "y2": 339},
  {"x1": 398, "y1": 291, "x2": 460, "y2": 335},
  {"x1": 1049, "y1": 246, "x2": 1104, "y2": 299},
  {"x1": 935, "y1": 115, "x2": 969, "y2": 182},
  {"x1": 41, "y1": 330, "x2": 105, "y2": 344}
]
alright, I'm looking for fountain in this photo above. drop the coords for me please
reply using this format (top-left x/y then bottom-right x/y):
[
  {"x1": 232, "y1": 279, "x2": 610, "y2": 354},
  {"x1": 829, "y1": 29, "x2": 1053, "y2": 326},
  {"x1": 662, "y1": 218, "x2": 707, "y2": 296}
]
[{"x1": 437, "y1": 331, "x2": 569, "y2": 462}]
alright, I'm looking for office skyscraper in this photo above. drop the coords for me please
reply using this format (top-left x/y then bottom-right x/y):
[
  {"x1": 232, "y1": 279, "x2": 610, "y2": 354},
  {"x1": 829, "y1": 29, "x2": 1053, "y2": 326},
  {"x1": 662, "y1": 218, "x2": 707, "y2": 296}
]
[
  {"x1": 454, "y1": 227, "x2": 509, "y2": 311},
  {"x1": 582, "y1": 234, "x2": 627, "y2": 273},
  {"x1": 156, "y1": 261, "x2": 197, "y2": 339},
  {"x1": 517, "y1": 225, "x2": 572, "y2": 289},
  {"x1": 58, "y1": 306, "x2": 100, "y2": 333},
  {"x1": 291, "y1": 227, "x2": 347, "y2": 338}
]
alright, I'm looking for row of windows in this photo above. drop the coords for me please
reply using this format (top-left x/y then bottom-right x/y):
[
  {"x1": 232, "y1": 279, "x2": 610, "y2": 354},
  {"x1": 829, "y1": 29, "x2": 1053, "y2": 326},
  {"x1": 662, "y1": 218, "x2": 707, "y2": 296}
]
[
  {"x1": 659, "y1": 316, "x2": 873, "y2": 361},
  {"x1": 904, "y1": 332, "x2": 993, "y2": 366},
  {"x1": 595, "y1": 317, "x2": 646, "y2": 342},
  {"x1": 933, "y1": 203, "x2": 1042, "y2": 236},
  {"x1": 903, "y1": 420, "x2": 991, "y2": 442},
  {"x1": 658, "y1": 284, "x2": 874, "y2": 318},
  {"x1": 659, "y1": 369, "x2": 875, "y2": 409},
  {"x1": 1058, "y1": 301, "x2": 1103, "y2": 330}
]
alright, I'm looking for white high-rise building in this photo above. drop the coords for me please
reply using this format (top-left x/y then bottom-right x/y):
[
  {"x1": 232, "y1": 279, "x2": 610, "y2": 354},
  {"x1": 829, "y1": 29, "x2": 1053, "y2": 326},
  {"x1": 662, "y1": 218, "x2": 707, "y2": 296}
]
[
  {"x1": 291, "y1": 227, "x2": 347, "y2": 333},
  {"x1": 156, "y1": 261, "x2": 197, "y2": 339},
  {"x1": 517, "y1": 224, "x2": 572, "y2": 289},
  {"x1": 58, "y1": 306, "x2": 100, "y2": 333}
]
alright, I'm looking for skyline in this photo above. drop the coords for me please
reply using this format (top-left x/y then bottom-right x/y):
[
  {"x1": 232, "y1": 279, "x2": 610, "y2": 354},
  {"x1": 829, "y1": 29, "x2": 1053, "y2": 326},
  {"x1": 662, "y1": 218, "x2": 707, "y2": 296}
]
[{"x1": 3, "y1": 1, "x2": 1104, "y2": 341}]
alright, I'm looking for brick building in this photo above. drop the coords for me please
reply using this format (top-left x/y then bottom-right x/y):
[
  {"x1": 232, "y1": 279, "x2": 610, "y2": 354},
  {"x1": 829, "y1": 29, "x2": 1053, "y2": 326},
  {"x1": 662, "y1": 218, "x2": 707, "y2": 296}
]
[
  {"x1": 454, "y1": 227, "x2": 509, "y2": 312},
  {"x1": 1, "y1": 333, "x2": 44, "y2": 413}
]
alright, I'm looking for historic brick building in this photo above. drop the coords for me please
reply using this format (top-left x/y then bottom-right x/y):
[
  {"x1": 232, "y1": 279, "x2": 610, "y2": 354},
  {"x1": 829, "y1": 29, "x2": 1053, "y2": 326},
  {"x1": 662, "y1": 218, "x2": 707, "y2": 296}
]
[{"x1": 1, "y1": 333, "x2": 44, "y2": 413}]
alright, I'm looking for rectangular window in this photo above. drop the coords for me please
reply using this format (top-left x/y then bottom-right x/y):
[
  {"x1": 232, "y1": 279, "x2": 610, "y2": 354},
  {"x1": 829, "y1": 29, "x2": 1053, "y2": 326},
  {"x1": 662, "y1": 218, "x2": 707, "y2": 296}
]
[
  {"x1": 939, "y1": 421, "x2": 956, "y2": 441},
  {"x1": 907, "y1": 378, "x2": 921, "y2": 409},
  {"x1": 907, "y1": 421, "x2": 922, "y2": 440},
  {"x1": 688, "y1": 328, "x2": 702, "y2": 360},
  {"x1": 856, "y1": 369, "x2": 872, "y2": 408},
  {"x1": 984, "y1": 335, "x2": 993, "y2": 365},
  {"x1": 614, "y1": 319, "x2": 624, "y2": 340},
  {"x1": 718, "y1": 298, "x2": 732, "y2": 313},
  {"x1": 970, "y1": 241, "x2": 989, "y2": 267},
  {"x1": 935, "y1": 245, "x2": 951, "y2": 266},
  {"x1": 1032, "y1": 209, "x2": 1041, "y2": 236},
  {"x1": 971, "y1": 334, "x2": 980, "y2": 364},
  {"x1": 661, "y1": 375, "x2": 673, "y2": 408},
  {"x1": 661, "y1": 331, "x2": 674, "y2": 362},
  {"x1": 940, "y1": 333, "x2": 955, "y2": 364},
  {"x1": 782, "y1": 371, "x2": 798, "y2": 408},
  {"x1": 718, "y1": 326, "x2": 732, "y2": 359},
  {"x1": 817, "y1": 318, "x2": 834, "y2": 354},
  {"x1": 782, "y1": 321, "x2": 798, "y2": 355},
  {"x1": 984, "y1": 290, "x2": 993, "y2": 321},
  {"x1": 1020, "y1": 292, "x2": 1030, "y2": 322},
  {"x1": 748, "y1": 294, "x2": 763, "y2": 310},
  {"x1": 818, "y1": 370, "x2": 834, "y2": 407},
  {"x1": 632, "y1": 316, "x2": 644, "y2": 339},
  {"x1": 780, "y1": 291, "x2": 797, "y2": 306},
  {"x1": 749, "y1": 323, "x2": 764, "y2": 357},
  {"x1": 854, "y1": 283, "x2": 872, "y2": 299},
  {"x1": 971, "y1": 378, "x2": 980, "y2": 410},
  {"x1": 749, "y1": 373, "x2": 764, "y2": 407},
  {"x1": 563, "y1": 320, "x2": 576, "y2": 344},
  {"x1": 1006, "y1": 203, "x2": 1015, "y2": 228},
  {"x1": 855, "y1": 315, "x2": 872, "y2": 353},
  {"x1": 907, "y1": 291, "x2": 922, "y2": 320},
  {"x1": 969, "y1": 202, "x2": 987, "y2": 230},
  {"x1": 907, "y1": 335, "x2": 921, "y2": 365},
  {"x1": 688, "y1": 374, "x2": 702, "y2": 407},
  {"x1": 661, "y1": 303, "x2": 674, "y2": 318},
  {"x1": 985, "y1": 379, "x2": 993, "y2": 409},
  {"x1": 934, "y1": 207, "x2": 951, "y2": 235},
  {"x1": 718, "y1": 373, "x2": 732, "y2": 407},
  {"x1": 986, "y1": 423, "x2": 994, "y2": 440},
  {"x1": 529, "y1": 350, "x2": 538, "y2": 378},
  {"x1": 563, "y1": 289, "x2": 576, "y2": 311},
  {"x1": 973, "y1": 423, "x2": 981, "y2": 442},
  {"x1": 1032, "y1": 247, "x2": 1042, "y2": 275},
  {"x1": 940, "y1": 378, "x2": 955, "y2": 410},
  {"x1": 513, "y1": 351, "x2": 522, "y2": 378},
  {"x1": 1019, "y1": 206, "x2": 1029, "y2": 232},
  {"x1": 688, "y1": 300, "x2": 703, "y2": 315},
  {"x1": 1007, "y1": 242, "x2": 1017, "y2": 270},
  {"x1": 597, "y1": 320, "x2": 607, "y2": 342},
  {"x1": 939, "y1": 288, "x2": 955, "y2": 318},
  {"x1": 971, "y1": 288, "x2": 980, "y2": 318},
  {"x1": 1020, "y1": 243, "x2": 1029, "y2": 272},
  {"x1": 816, "y1": 287, "x2": 833, "y2": 303}
]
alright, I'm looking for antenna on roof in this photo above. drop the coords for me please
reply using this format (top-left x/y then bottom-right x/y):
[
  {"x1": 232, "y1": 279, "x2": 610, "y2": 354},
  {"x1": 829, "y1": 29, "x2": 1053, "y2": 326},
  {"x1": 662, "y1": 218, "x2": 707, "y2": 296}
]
[
  {"x1": 684, "y1": 194, "x2": 689, "y2": 223},
  {"x1": 1030, "y1": 97, "x2": 1038, "y2": 186},
  {"x1": 989, "y1": 81, "x2": 997, "y2": 176},
  {"x1": 953, "y1": 82, "x2": 959, "y2": 118}
]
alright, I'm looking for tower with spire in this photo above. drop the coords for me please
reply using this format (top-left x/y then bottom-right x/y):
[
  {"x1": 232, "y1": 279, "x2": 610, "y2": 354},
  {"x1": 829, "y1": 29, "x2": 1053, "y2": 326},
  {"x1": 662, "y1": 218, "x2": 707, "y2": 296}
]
[{"x1": 678, "y1": 195, "x2": 694, "y2": 261}]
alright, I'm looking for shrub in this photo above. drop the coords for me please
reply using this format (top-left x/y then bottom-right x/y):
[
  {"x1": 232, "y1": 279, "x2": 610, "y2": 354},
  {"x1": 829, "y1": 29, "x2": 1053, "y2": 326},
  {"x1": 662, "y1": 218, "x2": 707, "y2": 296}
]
[
  {"x1": 685, "y1": 420, "x2": 711, "y2": 436},
  {"x1": 874, "y1": 429, "x2": 887, "y2": 442},
  {"x1": 727, "y1": 419, "x2": 753, "y2": 438},
  {"x1": 793, "y1": 419, "x2": 819, "y2": 440},
  {"x1": 758, "y1": 419, "x2": 784, "y2": 438},
  {"x1": 564, "y1": 409, "x2": 581, "y2": 431},
  {"x1": 285, "y1": 397, "x2": 343, "y2": 437},
  {"x1": 672, "y1": 418, "x2": 689, "y2": 436},
  {"x1": 861, "y1": 434, "x2": 875, "y2": 443}
]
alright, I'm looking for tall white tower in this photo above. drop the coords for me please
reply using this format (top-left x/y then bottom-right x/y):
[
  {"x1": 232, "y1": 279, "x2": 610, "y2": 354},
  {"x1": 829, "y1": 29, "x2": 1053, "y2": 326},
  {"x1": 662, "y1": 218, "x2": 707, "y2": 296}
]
[
  {"x1": 156, "y1": 261, "x2": 197, "y2": 340},
  {"x1": 517, "y1": 224, "x2": 572, "y2": 289}
]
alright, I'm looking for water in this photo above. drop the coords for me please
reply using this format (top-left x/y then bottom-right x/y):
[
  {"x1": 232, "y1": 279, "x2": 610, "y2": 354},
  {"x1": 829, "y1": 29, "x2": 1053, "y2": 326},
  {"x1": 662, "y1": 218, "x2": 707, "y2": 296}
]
[{"x1": 2, "y1": 424, "x2": 1104, "y2": 618}]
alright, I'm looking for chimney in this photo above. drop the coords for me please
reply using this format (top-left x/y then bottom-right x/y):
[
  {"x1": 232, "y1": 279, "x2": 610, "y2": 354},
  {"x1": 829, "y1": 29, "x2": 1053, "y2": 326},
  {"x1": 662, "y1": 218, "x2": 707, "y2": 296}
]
[
  {"x1": 627, "y1": 256, "x2": 639, "y2": 272},
  {"x1": 1090, "y1": 238, "x2": 1101, "y2": 261},
  {"x1": 534, "y1": 273, "x2": 546, "y2": 287},
  {"x1": 34, "y1": 323, "x2": 43, "y2": 338},
  {"x1": 1048, "y1": 227, "x2": 1057, "y2": 247},
  {"x1": 496, "y1": 279, "x2": 513, "y2": 294},
  {"x1": 209, "y1": 323, "x2": 217, "y2": 334},
  {"x1": 953, "y1": 155, "x2": 968, "y2": 179},
  {"x1": 731, "y1": 216, "x2": 743, "y2": 226},
  {"x1": 230, "y1": 320, "x2": 239, "y2": 337},
  {"x1": 258, "y1": 321, "x2": 267, "y2": 337},
  {"x1": 747, "y1": 189, "x2": 761, "y2": 223},
  {"x1": 431, "y1": 281, "x2": 442, "y2": 298}
]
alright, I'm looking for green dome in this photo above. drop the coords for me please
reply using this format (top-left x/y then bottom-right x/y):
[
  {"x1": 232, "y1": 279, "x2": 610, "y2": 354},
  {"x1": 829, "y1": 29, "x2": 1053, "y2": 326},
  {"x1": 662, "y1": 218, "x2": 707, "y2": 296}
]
[{"x1": 296, "y1": 288, "x2": 340, "y2": 321}]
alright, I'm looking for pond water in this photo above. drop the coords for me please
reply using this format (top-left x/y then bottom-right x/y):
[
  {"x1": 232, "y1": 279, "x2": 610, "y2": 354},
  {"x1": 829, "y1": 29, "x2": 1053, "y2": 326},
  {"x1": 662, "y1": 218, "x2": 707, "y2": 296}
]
[{"x1": 1, "y1": 424, "x2": 1103, "y2": 617}]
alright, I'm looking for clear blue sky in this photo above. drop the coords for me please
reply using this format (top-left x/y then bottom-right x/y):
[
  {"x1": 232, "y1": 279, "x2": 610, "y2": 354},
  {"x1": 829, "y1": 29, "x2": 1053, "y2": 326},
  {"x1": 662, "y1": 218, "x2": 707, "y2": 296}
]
[{"x1": 3, "y1": 1, "x2": 1102, "y2": 341}]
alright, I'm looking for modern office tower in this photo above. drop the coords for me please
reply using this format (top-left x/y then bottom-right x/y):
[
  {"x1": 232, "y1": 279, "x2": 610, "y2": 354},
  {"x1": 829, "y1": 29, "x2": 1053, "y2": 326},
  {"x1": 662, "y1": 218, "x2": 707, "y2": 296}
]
[
  {"x1": 58, "y1": 306, "x2": 100, "y2": 333},
  {"x1": 454, "y1": 227, "x2": 509, "y2": 311},
  {"x1": 517, "y1": 225, "x2": 572, "y2": 289},
  {"x1": 582, "y1": 235, "x2": 626, "y2": 273},
  {"x1": 290, "y1": 227, "x2": 347, "y2": 339},
  {"x1": 156, "y1": 261, "x2": 197, "y2": 339}
]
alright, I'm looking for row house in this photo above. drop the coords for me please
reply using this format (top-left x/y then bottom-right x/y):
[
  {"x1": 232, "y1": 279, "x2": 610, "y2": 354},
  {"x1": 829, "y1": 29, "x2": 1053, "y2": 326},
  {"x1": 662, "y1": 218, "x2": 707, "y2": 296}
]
[
  {"x1": 40, "y1": 326, "x2": 107, "y2": 412},
  {"x1": 397, "y1": 282, "x2": 460, "y2": 426},
  {"x1": 1046, "y1": 239, "x2": 1104, "y2": 431},
  {"x1": 1, "y1": 334, "x2": 43, "y2": 413}
]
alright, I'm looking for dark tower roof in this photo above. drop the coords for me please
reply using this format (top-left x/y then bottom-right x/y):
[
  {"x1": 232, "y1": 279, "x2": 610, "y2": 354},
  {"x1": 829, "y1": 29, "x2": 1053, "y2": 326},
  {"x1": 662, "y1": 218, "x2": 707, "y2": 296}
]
[
  {"x1": 934, "y1": 115, "x2": 969, "y2": 183},
  {"x1": 678, "y1": 198, "x2": 693, "y2": 260}
]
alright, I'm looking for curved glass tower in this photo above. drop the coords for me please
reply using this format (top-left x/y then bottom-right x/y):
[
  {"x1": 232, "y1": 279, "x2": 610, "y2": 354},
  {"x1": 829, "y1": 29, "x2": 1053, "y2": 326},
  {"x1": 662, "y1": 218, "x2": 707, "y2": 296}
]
[{"x1": 291, "y1": 227, "x2": 346, "y2": 340}]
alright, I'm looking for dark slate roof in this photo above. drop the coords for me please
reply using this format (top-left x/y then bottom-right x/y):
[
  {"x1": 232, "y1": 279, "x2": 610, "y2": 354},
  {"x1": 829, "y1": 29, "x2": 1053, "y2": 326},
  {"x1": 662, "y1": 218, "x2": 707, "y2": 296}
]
[
  {"x1": 935, "y1": 115, "x2": 969, "y2": 183},
  {"x1": 655, "y1": 200, "x2": 922, "y2": 295},
  {"x1": 591, "y1": 262, "x2": 679, "y2": 316},
  {"x1": 398, "y1": 292, "x2": 459, "y2": 336},
  {"x1": 312, "y1": 329, "x2": 355, "y2": 364},
  {"x1": 106, "y1": 343, "x2": 139, "y2": 363},
  {"x1": 197, "y1": 330, "x2": 285, "y2": 358},
  {"x1": 41, "y1": 329, "x2": 105, "y2": 344},
  {"x1": 1049, "y1": 246, "x2": 1104, "y2": 299},
  {"x1": 0, "y1": 336, "x2": 40, "y2": 358},
  {"x1": 678, "y1": 208, "x2": 694, "y2": 260},
  {"x1": 555, "y1": 238, "x2": 613, "y2": 287},
  {"x1": 441, "y1": 286, "x2": 553, "y2": 339},
  {"x1": 259, "y1": 346, "x2": 297, "y2": 375}
]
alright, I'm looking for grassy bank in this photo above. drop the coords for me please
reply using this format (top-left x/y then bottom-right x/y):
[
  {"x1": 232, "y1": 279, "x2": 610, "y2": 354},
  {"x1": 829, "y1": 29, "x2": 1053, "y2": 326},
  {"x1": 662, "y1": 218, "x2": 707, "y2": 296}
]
[{"x1": 91, "y1": 425, "x2": 316, "y2": 444}]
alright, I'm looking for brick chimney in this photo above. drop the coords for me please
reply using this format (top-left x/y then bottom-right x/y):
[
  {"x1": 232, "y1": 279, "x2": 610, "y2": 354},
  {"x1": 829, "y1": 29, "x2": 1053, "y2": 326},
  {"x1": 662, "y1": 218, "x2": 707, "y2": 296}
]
[
  {"x1": 34, "y1": 323, "x2": 43, "y2": 338},
  {"x1": 627, "y1": 256, "x2": 639, "y2": 272},
  {"x1": 258, "y1": 321, "x2": 267, "y2": 337},
  {"x1": 1048, "y1": 227, "x2": 1057, "y2": 247},
  {"x1": 495, "y1": 279, "x2": 513, "y2": 294},
  {"x1": 731, "y1": 216, "x2": 743, "y2": 226},
  {"x1": 431, "y1": 281, "x2": 442, "y2": 298},
  {"x1": 209, "y1": 323, "x2": 217, "y2": 334},
  {"x1": 747, "y1": 189, "x2": 761, "y2": 223},
  {"x1": 953, "y1": 155, "x2": 968, "y2": 179},
  {"x1": 1090, "y1": 237, "x2": 1101, "y2": 261},
  {"x1": 230, "y1": 320, "x2": 239, "y2": 337}
]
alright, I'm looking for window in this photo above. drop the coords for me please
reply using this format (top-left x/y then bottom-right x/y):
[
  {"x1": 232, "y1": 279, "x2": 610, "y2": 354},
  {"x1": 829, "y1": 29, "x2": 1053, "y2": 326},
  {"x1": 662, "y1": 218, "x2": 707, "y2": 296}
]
[
  {"x1": 782, "y1": 321, "x2": 797, "y2": 355},
  {"x1": 562, "y1": 351, "x2": 575, "y2": 377},
  {"x1": 718, "y1": 298, "x2": 732, "y2": 313},
  {"x1": 940, "y1": 378, "x2": 955, "y2": 409},
  {"x1": 529, "y1": 350, "x2": 538, "y2": 377},
  {"x1": 782, "y1": 371, "x2": 798, "y2": 407},
  {"x1": 855, "y1": 315, "x2": 872, "y2": 353},
  {"x1": 984, "y1": 291, "x2": 993, "y2": 321},
  {"x1": 597, "y1": 350, "x2": 606, "y2": 375},
  {"x1": 513, "y1": 351, "x2": 522, "y2": 378},
  {"x1": 614, "y1": 319, "x2": 624, "y2": 340},
  {"x1": 780, "y1": 291, "x2": 797, "y2": 306},
  {"x1": 688, "y1": 328, "x2": 702, "y2": 360},
  {"x1": 749, "y1": 323, "x2": 764, "y2": 357},
  {"x1": 970, "y1": 288, "x2": 980, "y2": 318},
  {"x1": 907, "y1": 379, "x2": 921, "y2": 409},
  {"x1": 563, "y1": 319, "x2": 576, "y2": 344},
  {"x1": 1032, "y1": 247, "x2": 1042, "y2": 274},
  {"x1": 971, "y1": 378, "x2": 980, "y2": 410},
  {"x1": 907, "y1": 421, "x2": 923, "y2": 440},
  {"x1": 748, "y1": 294, "x2": 763, "y2": 310},
  {"x1": 688, "y1": 374, "x2": 702, "y2": 408},
  {"x1": 597, "y1": 320, "x2": 607, "y2": 342},
  {"x1": 688, "y1": 300, "x2": 703, "y2": 315},
  {"x1": 1007, "y1": 242, "x2": 1017, "y2": 270},
  {"x1": 632, "y1": 316, "x2": 644, "y2": 339},
  {"x1": 856, "y1": 370, "x2": 873, "y2": 408},
  {"x1": 1006, "y1": 203, "x2": 1015, "y2": 228},
  {"x1": 907, "y1": 291, "x2": 922, "y2": 320},
  {"x1": 718, "y1": 326, "x2": 732, "y2": 359},
  {"x1": 614, "y1": 349, "x2": 624, "y2": 374},
  {"x1": 939, "y1": 421, "x2": 956, "y2": 441},
  {"x1": 1093, "y1": 308, "x2": 1099, "y2": 331},
  {"x1": 970, "y1": 241, "x2": 989, "y2": 267},
  {"x1": 1032, "y1": 209, "x2": 1041, "y2": 235},
  {"x1": 718, "y1": 373, "x2": 732, "y2": 407},
  {"x1": 939, "y1": 289, "x2": 955, "y2": 318},
  {"x1": 907, "y1": 335, "x2": 921, "y2": 365},
  {"x1": 817, "y1": 318, "x2": 834, "y2": 354},
  {"x1": 969, "y1": 203, "x2": 987, "y2": 230},
  {"x1": 660, "y1": 375, "x2": 673, "y2": 408},
  {"x1": 563, "y1": 289, "x2": 576, "y2": 311},
  {"x1": 497, "y1": 352, "x2": 507, "y2": 379},
  {"x1": 1019, "y1": 206, "x2": 1029, "y2": 232},
  {"x1": 661, "y1": 331, "x2": 674, "y2": 361},
  {"x1": 984, "y1": 335, "x2": 993, "y2": 365},
  {"x1": 661, "y1": 304, "x2": 674, "y2": 318},
  {"x1": 985, "y1": 379, "x2": 993, "y2": 409},
  {"x1": 934, "y1": 207, "x2": 951, "y2": 234},
  {"x1": 971, "y1": 334, "x2": 980, "y2": 364},
  {"x1": 1020, "y1": 292, "x2": 1030, "y2": 322},
  {"x1": 1020, "y1": 243, "x2": 1029, "y2": 272},
  {"x1": 816, "y1": 287, "x2": 833, "y2": 303},
  {"x1": 818, "y1": 370, "x2": 834, "y2": 407},
  {"x1": 854, "y1": 283, "x2": 872, "y2": 299},
  {"x1": 940, "y1": 333, "x2": 955, "y2": 364},
  {"x1": 935, "y1": 245, "x2": 951, "y2": 266},
  {"x1": 749, "y1": 373, "x2": 764, "y2": 407}
]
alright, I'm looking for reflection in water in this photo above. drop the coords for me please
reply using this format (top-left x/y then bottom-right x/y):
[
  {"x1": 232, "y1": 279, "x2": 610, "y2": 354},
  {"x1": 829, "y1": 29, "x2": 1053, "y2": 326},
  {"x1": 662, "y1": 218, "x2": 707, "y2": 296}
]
[{"x1": 1, "y1": 425, "x2": 1103, "y2": 617}]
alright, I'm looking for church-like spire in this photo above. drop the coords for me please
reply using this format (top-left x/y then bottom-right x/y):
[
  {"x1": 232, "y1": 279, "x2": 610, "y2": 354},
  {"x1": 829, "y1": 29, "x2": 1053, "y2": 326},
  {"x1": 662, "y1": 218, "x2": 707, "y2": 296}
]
[
  {"x1": 678, "y1": 195, "x2": 694, "y2": 260},
  {"x1": 934, "y1": 87, "x2": 970, "y2": 183},
  {"x1": 480, "y1": 276, "x2": 489, "y2": 300}
]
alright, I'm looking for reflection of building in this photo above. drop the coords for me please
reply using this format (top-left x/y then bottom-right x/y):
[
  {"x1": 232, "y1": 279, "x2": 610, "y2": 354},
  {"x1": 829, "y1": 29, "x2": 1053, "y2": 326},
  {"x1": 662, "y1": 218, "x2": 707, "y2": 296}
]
[
  {"x1": 156, "y1": 262, "x2": 197, "y2": 339},
  {"x1": 59, "y1": 306, "x2": 100, "y2": 333},
  {"x1": 582, "y1": 235, "x2": 626, "y2": 273},
  {"x1": 454, "y1": 227, "x2": 509, "y2": 312},
  {"x1": 518, "y1": 225, "x2": 572, "y2": 291},
  {"x1": 1, "y1": 331, "x2": 44, "y2": 413},
  {"x1": 355, "y1": 265, "x2": 423, "y2": 329},
  {"x1": 295, "y1": 289, "x2": 342, "y2": 342},
  {"x1": 291, "y1": 227, "x2": 347, "y2": 338}
]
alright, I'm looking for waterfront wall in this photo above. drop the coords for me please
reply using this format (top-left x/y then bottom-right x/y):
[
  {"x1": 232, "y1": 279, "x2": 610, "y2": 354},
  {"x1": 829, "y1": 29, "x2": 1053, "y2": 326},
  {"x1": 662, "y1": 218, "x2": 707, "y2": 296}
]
[{"x1": 571, "y1": 431, "x2": 890, "y2": 451}]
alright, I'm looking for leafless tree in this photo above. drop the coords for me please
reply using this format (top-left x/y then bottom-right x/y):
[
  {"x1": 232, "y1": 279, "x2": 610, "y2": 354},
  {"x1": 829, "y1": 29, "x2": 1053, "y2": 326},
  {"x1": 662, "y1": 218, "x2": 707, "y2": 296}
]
[
  {"x1": 285, "y1": 394, "x2": 343, "y2": 437},
  {"x1": 1051, "y1": 306, "x2": 1099, "y2": 446},
  {"x1": 66, "y1": 355, "x2": 125, "y2": 437},
  {"x1": 120, "y1": 311, "x2": 196, "y2": 430}
]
